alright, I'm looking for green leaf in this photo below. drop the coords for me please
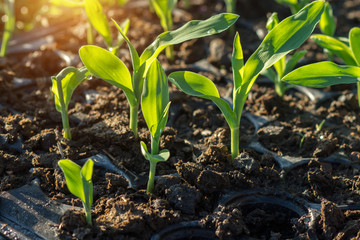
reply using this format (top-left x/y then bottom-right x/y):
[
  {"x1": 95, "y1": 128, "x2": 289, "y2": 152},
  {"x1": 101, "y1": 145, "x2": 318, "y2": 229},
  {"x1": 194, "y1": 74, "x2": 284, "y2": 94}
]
[
  {"x1": 282, "y1": 61, "x2": 360, "y2": 87},
  {"x1": 275, "y1": 0, "x2": 298, "y2": 5},
  {"x1": 58, "y1": 159, "x2": 84, "y2": 201},
  {"x1": 79, "y1": 45, "x2": 136, "y2": 106},
  {"x1": 232, "y1": 32, "x2": 245, "y2": 123},
  {"x1": 84, "y1": 0, "x2": 112, "y2": 46},
  {"x1": 311, "y1": 34, "x2": 357, "y2": 65},
  {"x1": 319, "y1": 2, "x2": 336, "y2": 36},
  {"x1": 261, "y1": 68, "x2": 277, "y2": 83},
  {"x1": 81, "y1": 159, "x2": 94, "y2": 210},
  {"x1": 112, "y1": 18, "x2": 140, "y2": 71},
  {"x1": 350, "y1": 27, "x2": 360, "y2": 66},
  {"x1": 266, "y1": 12, "x2": 279, "y2": 31},
  {"x1": 284, "y1": 49, "x2": 307, "y2": 75},
  {"x1": 140, "y1": 13, "x2": 239, "y2": 66},
  {"x1": 243, "y1": 0, "x2": 325, "y2": 90},
  {"x1": 51, "y1": 67, "x2": 89, "y2": 112},
  {"x1": 169, "y1": 71, "x2": 237, "y2": 128},
  {"x1": 142, "y1": 59, "x2": 169, "y2": 138},
  {"x1": 140, "y1": 141, "x2": 170, "y2": 163}
]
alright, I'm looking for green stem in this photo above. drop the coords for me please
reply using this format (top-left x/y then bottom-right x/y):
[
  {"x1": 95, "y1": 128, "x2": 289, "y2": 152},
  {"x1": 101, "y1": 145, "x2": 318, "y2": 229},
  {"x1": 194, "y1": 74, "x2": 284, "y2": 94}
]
[
  {"x1": 61, "y1": 107, "x2": 71, "y2": 139},
  {"x1": 165, "y1": 46, "x2": 174, "y2": 61},
  {"x1": 129, "y1": 104, "x2": 138, "y2": 138},
  {"x1": 150, "y1": 135, "x2": 159, "y2": 155},
  {"x1": 146, "y1": 160, "x2": 157, "y2": 193},
  {"x1": 1, "y1": 0, "x2": 15, "y2": 57},
  {"x1": 87, "y1": 21, "x2": 94, "y2": 45},
  {"x1": 357, "y1": 82, "x2": 360, "y2": 108},
  {"x1": 230, "y1": 126, "x2": 240, "y2": 161},
  {"x1": 83, "y1": 202, "x2": 92, "y2": 226}
]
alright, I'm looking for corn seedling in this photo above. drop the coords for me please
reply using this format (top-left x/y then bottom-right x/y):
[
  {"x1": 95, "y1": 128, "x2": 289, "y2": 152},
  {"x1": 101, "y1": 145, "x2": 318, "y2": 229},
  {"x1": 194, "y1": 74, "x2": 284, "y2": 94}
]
[
  {"x1": 58, "y1": 159, "x2": 94, "y2": 226},
  {"x1": 79, "y1": 13, "x2": 239, "y2": 138},
  {"x1": 141, "y1": 59, "x2": 170, "y2": 193},
  {"x1": 283, "y1": 27, "x2": 360, "y2": 107},
  {"x1": 150, "y1": 0, "x2": 177, "y2": 60},
  {"x1": 51, "y1": 67, "x2": 90, "y2": 139},
  {"x1": 275, "y1": 0, "x2": 310, "y2": 14},
  {"x1": 261, "y1": 12, "x2": 307, "y2": 97},
  {"x1": 0, "y1": 0, "x2": 15, "y2": 57},
  {"x1": 169, "y1": 1, "x2": 325, "y2": 161},
  {"x1": 224, "y1": 0, "x2": 236, "y2": 35}
]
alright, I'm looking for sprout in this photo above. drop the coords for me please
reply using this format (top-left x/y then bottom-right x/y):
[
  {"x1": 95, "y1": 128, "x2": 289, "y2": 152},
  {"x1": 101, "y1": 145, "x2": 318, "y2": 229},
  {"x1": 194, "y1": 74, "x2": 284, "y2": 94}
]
[
  {"x1": 79, "y1": 13, "x2": 239, "y2": 138},
  {"x1": 169, "y1": 1, "x2": 325, "y2": 161},
  {"x1": 141, "y1": 59, "x2": 171, "y2": 193},
  {"x1": 283, "y1": 27, "x2": 360, "y2": 107},
  {"x1": 58, "y1": 159, "x2": 94, "y2": 226},
  {"x1": 51, "y1": 67, "x2": 90, "y2": 139},
  {"x1": 0, "y1": 0, "x2": 15, "y2": 57}
]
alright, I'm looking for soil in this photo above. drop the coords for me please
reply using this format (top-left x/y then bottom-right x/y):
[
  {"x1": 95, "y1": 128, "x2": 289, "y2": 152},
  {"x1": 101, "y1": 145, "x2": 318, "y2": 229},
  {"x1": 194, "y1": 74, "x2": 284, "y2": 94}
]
[{"x1": 1, "y1": 0, "x2": 360, "y2": 239}]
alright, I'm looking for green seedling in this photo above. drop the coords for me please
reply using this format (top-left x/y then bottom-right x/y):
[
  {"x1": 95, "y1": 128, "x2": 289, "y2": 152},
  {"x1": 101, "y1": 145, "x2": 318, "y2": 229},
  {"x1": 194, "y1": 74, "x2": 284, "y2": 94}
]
[
  {"x1": 150, "y1": 0, "x2": 177, "y2": 60},
  {"x1": 51, "y1": 0, "x2": 129, "y2": 53},
  {"x1": 58, "y1": 159, "x2": 94, "y2": 226},
  {"x1": 1, "y1": 0, "x2": 15, "y2": 57},
  {"x1": 319, "y1": 2, "x2": 336, "y2": 36},
  {"x1": 261, "y1": 12, "x2": 307, "y2": 97},
  {"x1": 283, "y1": 27, "x2": 360, "y2": 107},
  {"x1": 141, "y1": 59, "x2": 170, "y2": 193},
  {"x1": 298, "y1": 133, "x2": 306, "y2": 149},
  {"x1": 275, "y1": 0, "x2": 310, "y2": 14},
  {"x1": 169, "y1": 1, "x2": 325, "y2": 161},
  {"x1": 315, "y1": 119, "x2": 326, "y2": 132},
  {"x1": 79, "y1": 13, "x2": 239, "y2": 138},
  {"x1": 51, "y1": 67, "x2": 90, "y2": 139}
]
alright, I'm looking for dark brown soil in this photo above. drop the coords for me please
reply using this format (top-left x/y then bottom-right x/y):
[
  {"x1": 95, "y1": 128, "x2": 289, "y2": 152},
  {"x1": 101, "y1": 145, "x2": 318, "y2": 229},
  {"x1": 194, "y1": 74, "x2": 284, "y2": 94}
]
[{"x1": 1, "y1": 0, "x2": 360, "y2": 239}]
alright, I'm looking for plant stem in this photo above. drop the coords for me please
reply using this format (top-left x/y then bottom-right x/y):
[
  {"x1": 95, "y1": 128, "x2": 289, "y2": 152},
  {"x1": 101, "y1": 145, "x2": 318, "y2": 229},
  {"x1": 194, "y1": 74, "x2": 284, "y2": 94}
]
[
  {"x1": 61, "y1": 107, "x2": 71, "y2": 139},
  {"x1": 87, "y1": 21, "x2": 94, "y2": 45},
  {"x1": 129, "y1": 104, "x2": 138, "y2": 138},
  {"x1": 165, "y1": 46, "x2": 174, "y2": 61},
  {"x1": 146, "y1": 160, "x2": 157, "y2": 193},
  {"x1": 83, "y1": 202, "x2": 92, "y2": 226},
  {"x1": 230, "y1": 126, "x2": 240, "y2": 161},
  {"x1": 150, "y1": 135, "x2": 159, "y2": 155},
  {"x1": 0, "y1": 0, "x2": 15, "y2": 57}
]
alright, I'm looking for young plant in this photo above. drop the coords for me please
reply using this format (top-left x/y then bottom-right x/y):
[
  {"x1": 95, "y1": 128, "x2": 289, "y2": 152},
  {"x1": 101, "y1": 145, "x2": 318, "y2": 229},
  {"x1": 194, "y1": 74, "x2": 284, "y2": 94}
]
[
  {"x1": 58, "y1": 159, "x2": 94, "y2": 226},
  {"x1": 275, "y1": 0, "x2": 310, "y2": 14},
  {"x1": 51, "y1": 67, "x2": 90, "y2": 139},
  {"x1": 224, "y1": 0, "x2": 236, "y2": 35},
  {"x1": 283, "y1": 27, "x2": 360, "y2": 106},
  {"x1": 169, "y1": 1, "x2": 325, "y2": 161},
  {"x1": 1, "y1": 0, "x2": 15, "y2": 57},
  {"x1": 261, "y1": 12, "x2": 307, "y2": 97},
  {"x1": 79, "y1": 13, "x2": 239, "y2": 138},
  {"x1": 150, "y1": 0, "x2": 177, "y2": 60},
  {"x1": 140, "y1": 59, "x2": 170, "y2": 193}
]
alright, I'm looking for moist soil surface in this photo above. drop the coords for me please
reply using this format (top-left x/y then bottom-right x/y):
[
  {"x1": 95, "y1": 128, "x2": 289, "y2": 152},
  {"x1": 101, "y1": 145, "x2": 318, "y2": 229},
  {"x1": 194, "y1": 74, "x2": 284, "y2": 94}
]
[{"x1": 1, "y1": 0, "x2": 360, "y2": 239}]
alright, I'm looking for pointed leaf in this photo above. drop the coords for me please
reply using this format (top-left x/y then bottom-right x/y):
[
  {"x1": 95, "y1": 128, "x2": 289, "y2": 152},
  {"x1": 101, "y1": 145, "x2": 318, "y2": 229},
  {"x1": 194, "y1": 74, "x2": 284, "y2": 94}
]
[
  {"x1": 154, "y1": 102, "x2": 171, "y2": 140},
  {"x1": 261, "y1": 68, "x2": 277, "y2": 82},
  {"x1": 112, "y1": 18, "x2": 140, "y2": 71},
  {"x1": 243, "y1": 0, "x2": 325, "y2": 86},
  {"x1": 311, "y1": 34, "x2": 357, "y2": 65},
  {"x1": 282, "y1": 61, "x2": 360, "y2": 87},
  {"x1": 81, "y1": 159, "x2": 93, "y2": 208},
  {"x1": 169, "y1": 71, "x2": 237, "y2": 128},
  {"x1": 232, "y1": 32, "x2": 244, "y2": 90},
  {"x1": 266, "y1": 12, "x2": 279, "y2": 31},
  {"x1": 58, "y1": 159, "x2": 85, "y2": 201},
  {"x1": 84, "y1": 0, "x2": 112, "y2": 46},
  {"x1": 151, "y1": 0, "x2": 177, "y2": 31},
  {"x1": 51, "y1": 67, "x2": 89, "y2": 112},
  {"x1": 79, "y1": 45, "x2": 136, "y2": 106},
  {"x1": 350, "y1": 27, "x2": 360, "y2": 66},
  {"x1": 140, "y1": 13, "x2": 239, "y2": 66},
  {"x1": 142, "y1": 59, "x2": 169, "y2": 138},
  {"x1": 140, "y1": 142, "x2": 170, "y2": 163},
  {"x1": 319, "y1": 2, "x2": 336, "y2": 36}
]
